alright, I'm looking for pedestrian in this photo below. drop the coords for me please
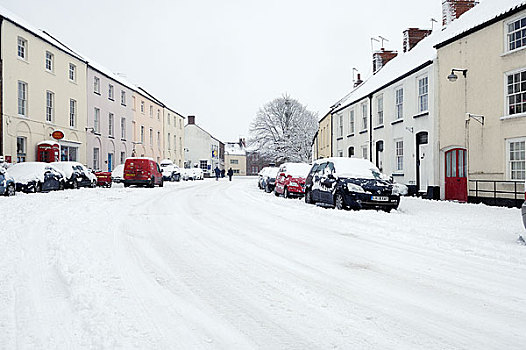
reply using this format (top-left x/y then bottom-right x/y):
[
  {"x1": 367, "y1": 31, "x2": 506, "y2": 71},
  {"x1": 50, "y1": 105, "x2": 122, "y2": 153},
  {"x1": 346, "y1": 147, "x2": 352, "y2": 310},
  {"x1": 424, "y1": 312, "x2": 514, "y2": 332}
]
[
  {"x1": 221, "y1": 169, "x2": 225, "y2": 178},
  {"x1": 227, "y1": 167, "x2": 234, "y2": 181},
  {"x1": 214, "y1": 166, "x2": 221, "y2": 181}
]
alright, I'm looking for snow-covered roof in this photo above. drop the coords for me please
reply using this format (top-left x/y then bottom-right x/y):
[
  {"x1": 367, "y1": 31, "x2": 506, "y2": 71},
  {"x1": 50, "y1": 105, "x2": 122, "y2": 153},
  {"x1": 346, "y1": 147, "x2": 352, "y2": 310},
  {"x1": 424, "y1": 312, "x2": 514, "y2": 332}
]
[
  {"x1": 0, "y1": 5, "x2": 85, "y2": 62},
  {"x1": 436, "y1": 0, "x2": 526, "y2": 48},
  {"x1": 225, "y1": 143, "x2": 246, "y2": 156},
  {"x1": 87, "y1": 59, "x2": 140, "y2": 94},
  {"x1": 331, "y1": 0, "x2": 526, "y2": 114},
  {"x1": 37, "y1": 140, "x2": 59, "y2": 147}
]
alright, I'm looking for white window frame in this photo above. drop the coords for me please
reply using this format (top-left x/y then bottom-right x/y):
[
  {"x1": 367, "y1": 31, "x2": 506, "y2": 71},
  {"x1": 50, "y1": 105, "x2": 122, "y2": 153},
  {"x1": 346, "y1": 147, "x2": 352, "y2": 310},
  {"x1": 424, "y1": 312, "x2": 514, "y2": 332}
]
[
  {"x1": 45, "y1": 51, "x2": 54, "y2": 72},
  {"x1": 395, "y1": 87, "x2": 404, "y2": 120},
  {"x1": 506, "y1": 137, "x2": 526, "y2": 180},
  {"x1": 506, "y1": 68, "x2": 526, "y2": 116},
  {"x1": 506, "y1": 15, "x2": 526, "y2": 52},
  {"x1": 418, "y1": 76, "x2": 429, "y2": 113},
  {"x1": 141, "y1": 101, "x2": 145, "y2": 113},
  {"x1": 17, "y1": 37, "x2": 27, "y2": 60},
  {"x1": 395, "y1": 139, "x2": 404, "y2": 172},
  {"x1": 46, "y1": 90, "x2": 54, "y2": 123},
  {"x1": 168, "y1": 113, "x2": 171, "y2": 125},
  {"x1": 349, "y1": 109, "x2": 355, "y2": 134},
  {"x1": 109, "y1": 113, "x2": 114, "y2": 137},
  {"x1": 69, "y1": 63, "x2": 76, "y2": 82},
  {"x1": 157, "y1": 131, "x2": 161, "y2": 148},
  {"x1": 121, "y1": 117, "x2": 126, "y2": 139},
  {"x1": 377, "y1": 95, "x2": 384, "y2": 126},
  {"x1": 149, "y1": 128, "x2": 153, "y2": 146},
  {"x1": 361, "y1": 102, "x2": 368, "y2": 130},
  {"x1": 17, "y1": 136, "x2": 27, "y2": 162},
  {"x1": 18, "y1": 81, "x2": 28, "y2": 116},
  {"x1": 94, "y1": 108, "x2": 100, "y2": 133},
  {"x1": 361, "y1": 145, "x2": 368, "y2": 160},
  {"x1": 338, "y1": 113, "x2": 343, "y2": 137},
  {"x1": 157, "y1": 109, "x2": 160, "y2": 120},
  {"x1": 93, "y1": 147, "x2": 100, "y2": 170},
  {"x1": 168, "y1": 133, "x2": 171, "y2": 149},
  {"x1": 140, "y1": 125, "x2": 145, "y2": 143},
  {"x1": 120, "y1": 90, "x2": 126, "y2": 106},
  {"x1": 69, "y1": 99, "x2": 77, "y2": 128},
  {"x1": 150, "y1": 106, "x2": 153, "y2": 118},
  {"x1": 108, "y1": 84, "x2": 114, "y2": 100},
  {"x1": 94, "y1": 76, "x2": 100, "y2": 94}
]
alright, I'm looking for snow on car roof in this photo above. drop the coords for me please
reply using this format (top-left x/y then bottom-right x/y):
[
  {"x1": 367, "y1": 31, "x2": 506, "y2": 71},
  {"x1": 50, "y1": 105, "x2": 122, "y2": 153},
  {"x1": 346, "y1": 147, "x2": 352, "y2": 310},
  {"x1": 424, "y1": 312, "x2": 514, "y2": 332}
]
[
  {"x1": 8, "y1": 162, "x2": 60, "y2": 183},
  {"x1": 279, "y1": 163, "x2": 312, "y2": 177},
  {"x1": 126, "y1": 157, "x2": 155, "y2": 161},
  {"x1": 314, "y1": 157, "x2": 386, "y2": 180}
]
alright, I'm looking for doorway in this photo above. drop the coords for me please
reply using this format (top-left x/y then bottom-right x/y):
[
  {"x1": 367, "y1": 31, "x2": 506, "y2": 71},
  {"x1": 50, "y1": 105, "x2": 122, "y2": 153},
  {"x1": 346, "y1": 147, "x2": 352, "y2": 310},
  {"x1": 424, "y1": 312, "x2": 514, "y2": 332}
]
[
  {"x1": 375, "y1": 141, "x2": 384, "y2": 172},
  {"x1": 445, "y1": 148, "x2": 467, "y2": 202},
  {"x1": 416, "y1": 132, "x2": 428, "y2": 193}
]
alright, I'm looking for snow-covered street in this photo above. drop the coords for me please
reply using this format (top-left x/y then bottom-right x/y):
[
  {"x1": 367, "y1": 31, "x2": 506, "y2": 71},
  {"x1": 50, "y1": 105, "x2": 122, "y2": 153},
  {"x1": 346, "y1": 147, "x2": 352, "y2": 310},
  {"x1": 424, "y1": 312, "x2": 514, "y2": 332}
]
[{"x1": 1, "y1": 177, "x2": 525, "y2": 349}]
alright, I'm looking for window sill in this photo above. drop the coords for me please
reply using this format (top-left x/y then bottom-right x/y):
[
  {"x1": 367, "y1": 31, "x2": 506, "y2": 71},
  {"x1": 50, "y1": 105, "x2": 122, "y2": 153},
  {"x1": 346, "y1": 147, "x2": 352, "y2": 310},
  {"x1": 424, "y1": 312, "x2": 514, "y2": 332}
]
[
  {"x1": 17, "y1": 57, "x2": 29, "y2": 64},
  {"x1": 392, "y1": 173, "x2": 404, "y2": 177},
  {"x1": 93, "y1": 132, "x2": 101, "y2": 136},
  {"x1": 121, "y1": 138, "x2": 126, "y2": 141},
  {"x1": 121, "y1": 103, "x2": 126, "y2": 107},
  {"x1": 347, "y1": 133, "x2": 354, "y2": 138},
  {"x1": 500, "y1": 46, "x2": 526, "y2": 57},
  {"x1": 109, "y1": 136, "x2": 115, "y2": 139},
  {"x1": 108, "y1": 98, "x2": 115, "y2": 102},
  {"x1": 501, "y1": 112, "x2": 526, "y2": 121},
  {"x1": 391, "y1": 119, "x2": 404, "y2": 125},
  {"x1": 359, "y1": 130, "x2": 368, "y2": 134},
  {"x1": 374, "y1": 125, "x2": 384, "y2": 130},
  {"x1": 69, "y1": 80, "x2": 78, "y2": 85},
  {"x1": 94, "y1": 91, "x2": 101, "y2": 96},
  {"x1": 45, "y1": 69, "x2": 55, "y2": 76},
  {"x1": 413, "y1": 111, "x2": 429, "y2": 119},
  {"x1": 337, "y1": 137, "x2": 343, "y2": 141}
]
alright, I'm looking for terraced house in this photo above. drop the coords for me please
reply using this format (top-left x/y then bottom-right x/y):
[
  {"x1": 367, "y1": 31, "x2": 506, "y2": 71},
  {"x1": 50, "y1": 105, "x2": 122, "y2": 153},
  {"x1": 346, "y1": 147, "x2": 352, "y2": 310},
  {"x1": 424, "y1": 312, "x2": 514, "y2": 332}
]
[
  {"x1": 163, "y1": 106, "x2": 185, "y2": 167},
  {"x1": 131, "y1": 88, "x2": 164, "y2": 163},
  {"x1": 0, "y1": 6, "x2": 87, "y2": 164}
]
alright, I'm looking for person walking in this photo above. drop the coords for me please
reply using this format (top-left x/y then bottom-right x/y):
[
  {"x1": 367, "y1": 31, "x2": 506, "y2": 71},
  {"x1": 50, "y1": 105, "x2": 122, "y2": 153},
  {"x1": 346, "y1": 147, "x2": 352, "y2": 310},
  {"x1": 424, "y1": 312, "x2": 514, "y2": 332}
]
[
  {"x1": 214, "y1": 166, "x2": 221, "y2": 181},
  {"x1": 221, "y1": 169, "x2": 225, "y2": 178},
  {"x1": 227, "y1": 167, "x2": 234, "y2": 181}
]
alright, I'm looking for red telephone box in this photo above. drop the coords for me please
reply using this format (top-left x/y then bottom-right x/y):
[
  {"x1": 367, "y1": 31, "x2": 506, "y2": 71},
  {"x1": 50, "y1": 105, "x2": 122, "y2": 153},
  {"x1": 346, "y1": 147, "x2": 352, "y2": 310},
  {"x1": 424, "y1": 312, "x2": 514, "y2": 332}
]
[{"x1": 37, "y1": 141, "x2": 60, "y2": 163}]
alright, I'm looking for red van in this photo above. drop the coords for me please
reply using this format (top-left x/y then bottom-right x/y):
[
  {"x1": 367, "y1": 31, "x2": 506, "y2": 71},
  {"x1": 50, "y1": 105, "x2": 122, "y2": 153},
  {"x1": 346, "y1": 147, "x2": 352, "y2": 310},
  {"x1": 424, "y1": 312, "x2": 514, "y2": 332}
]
[{"x1": 123, "y1": 157, "x2": 164, "y2": 188}]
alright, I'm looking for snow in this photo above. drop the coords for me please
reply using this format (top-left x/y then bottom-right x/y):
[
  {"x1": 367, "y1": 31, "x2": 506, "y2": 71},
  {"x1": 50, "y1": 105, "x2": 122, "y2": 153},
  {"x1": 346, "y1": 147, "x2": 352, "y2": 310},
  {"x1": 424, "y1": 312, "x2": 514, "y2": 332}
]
[
  {"x1": 279, "y1": 162, "x2": 312, "y2": 177},
  {"x1": 225, "y1": 143, "x2": 246, "y2": 156},
  {"x1": 37, "y1": 140, "x2": 60, "y2": 147},
  {"x1": 316, "y1": 157, "x2": 389, "y2": 180},
  {"x1": 0, "y1": 178, "x2": 525, "y2": 349},
  {"x1": 7, "y1": 162, "x2": 54, "y2": 183}
]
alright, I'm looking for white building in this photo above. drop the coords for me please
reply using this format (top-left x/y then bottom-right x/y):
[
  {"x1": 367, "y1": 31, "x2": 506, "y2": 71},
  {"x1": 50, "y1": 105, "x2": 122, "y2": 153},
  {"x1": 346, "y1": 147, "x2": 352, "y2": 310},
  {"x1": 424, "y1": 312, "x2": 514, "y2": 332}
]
[{"x1": 184, "y1": 116, "x2": 224, "y2": 175}]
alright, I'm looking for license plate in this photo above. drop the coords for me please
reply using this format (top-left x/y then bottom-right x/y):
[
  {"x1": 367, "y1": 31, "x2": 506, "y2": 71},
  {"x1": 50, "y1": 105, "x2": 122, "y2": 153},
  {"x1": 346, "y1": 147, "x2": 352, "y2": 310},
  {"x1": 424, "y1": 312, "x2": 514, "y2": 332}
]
[
  {"x1": 127, "y1": 174, "x2": 135, "y2": 177},
  {"x1": 371, "y1": 196, "x2": 389, "y2": 202}
]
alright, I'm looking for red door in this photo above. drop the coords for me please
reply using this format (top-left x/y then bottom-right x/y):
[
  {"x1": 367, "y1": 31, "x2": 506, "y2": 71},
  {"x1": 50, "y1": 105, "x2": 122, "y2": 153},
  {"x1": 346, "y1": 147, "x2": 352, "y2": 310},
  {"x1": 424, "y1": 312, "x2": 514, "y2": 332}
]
[{"x1": 445, "y1": 148, "x2": 467, "y2": 202}]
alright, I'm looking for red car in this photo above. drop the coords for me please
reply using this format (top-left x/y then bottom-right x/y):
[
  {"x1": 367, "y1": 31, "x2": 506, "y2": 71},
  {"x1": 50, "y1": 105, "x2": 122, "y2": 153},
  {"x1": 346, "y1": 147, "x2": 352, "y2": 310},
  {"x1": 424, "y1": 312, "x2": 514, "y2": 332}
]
[
  {"x1": 94, "y1": 171, "x2": 112, "y2": 187},
  {"x1": 123, "y1": 157, "x2": 164, "y2": 188},
  {"x1": 274, "y1": 162, "x2": 312, "y2": 198}
]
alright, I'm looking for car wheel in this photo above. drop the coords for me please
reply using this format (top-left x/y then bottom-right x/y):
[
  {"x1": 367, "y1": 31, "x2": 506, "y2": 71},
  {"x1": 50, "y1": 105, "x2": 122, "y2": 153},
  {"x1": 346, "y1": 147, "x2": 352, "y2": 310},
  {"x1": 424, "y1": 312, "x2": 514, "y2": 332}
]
[
  {"x1": 107, "y1": 182, "x2": 112, "y2": 188},
  {"x1": 92, "y1": 180, "x2": 97, "y2": 188},
  {"x1": 284, "y1": 187, "x2": 289, "y2": 199},
  {"x1": 124, "y1": 183, "x2": 130, "y2": 188},
  {"x1": 265, "y1": 184, "x2": 271, "y2": 193},
  {"x1": 35, "y1": 182, "x2": 42, "y2": 193},
  {"x1": 72, "y1": 180, "x2": 78, "y2": 190},
  {"x1": 159, "y1": 179, "x2": 164, "y2": 187},
  {"x1": 274, "y1": 189, "x2": 280, "y2": 196},
  {"x1": 149, "y1": 177, "x2": 155, "y2": 188},
  {"x1": 305, "y1": 190, "x2": 313, "y2": 204},
  {"x1": 335, "y1": 193, "x2": 345, "y2": 210},
  {"x1": 6, "y1": 184, "x2": 15, "y2": 196},
  {"x1": 171, "y1": 174, "x2": 176, "y2": 182},
  {"x1": 59, "y1": 181, "x2": 65, "y2": 191}
]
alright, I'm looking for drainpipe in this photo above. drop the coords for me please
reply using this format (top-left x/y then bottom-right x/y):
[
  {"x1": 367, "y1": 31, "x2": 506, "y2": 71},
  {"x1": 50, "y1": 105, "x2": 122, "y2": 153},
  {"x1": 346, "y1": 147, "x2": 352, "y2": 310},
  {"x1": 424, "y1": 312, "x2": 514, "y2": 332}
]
[
  {"x1": 369, "y1": 94, "x2": 373, "y2": 161},
  {"x1": 0, "y1": 17, "x2": 3, "y2": 157}
]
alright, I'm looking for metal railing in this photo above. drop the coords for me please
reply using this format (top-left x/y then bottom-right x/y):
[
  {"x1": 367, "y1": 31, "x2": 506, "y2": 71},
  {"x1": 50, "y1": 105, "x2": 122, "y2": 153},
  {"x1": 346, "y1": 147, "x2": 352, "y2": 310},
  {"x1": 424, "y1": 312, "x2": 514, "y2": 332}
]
[{"x1": 468, "y1": 179, "x2": 524, "y2": 208}]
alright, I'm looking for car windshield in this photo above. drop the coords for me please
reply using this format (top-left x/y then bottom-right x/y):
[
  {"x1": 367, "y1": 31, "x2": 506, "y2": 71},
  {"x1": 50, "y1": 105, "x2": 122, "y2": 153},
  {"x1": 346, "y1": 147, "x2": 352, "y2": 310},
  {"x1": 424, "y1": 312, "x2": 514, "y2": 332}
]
[{"x1": 330, "y1": 158, "x2": 389, "y2": 180}]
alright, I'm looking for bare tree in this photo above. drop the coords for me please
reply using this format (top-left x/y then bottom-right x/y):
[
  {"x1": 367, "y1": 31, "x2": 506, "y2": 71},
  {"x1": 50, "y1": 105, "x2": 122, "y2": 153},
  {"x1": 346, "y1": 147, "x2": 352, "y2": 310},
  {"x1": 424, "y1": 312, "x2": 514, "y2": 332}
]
[{"x1": 249, "y1": 95, "x2": 318, "y2": 163}]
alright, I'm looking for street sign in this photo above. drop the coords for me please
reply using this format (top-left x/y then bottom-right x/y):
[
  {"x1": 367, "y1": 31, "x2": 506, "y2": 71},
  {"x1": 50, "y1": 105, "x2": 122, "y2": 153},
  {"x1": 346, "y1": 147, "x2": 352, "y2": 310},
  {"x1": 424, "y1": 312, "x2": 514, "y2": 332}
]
[{"x1": 52, "y1": 130, "x2": 65, "y2": 140}]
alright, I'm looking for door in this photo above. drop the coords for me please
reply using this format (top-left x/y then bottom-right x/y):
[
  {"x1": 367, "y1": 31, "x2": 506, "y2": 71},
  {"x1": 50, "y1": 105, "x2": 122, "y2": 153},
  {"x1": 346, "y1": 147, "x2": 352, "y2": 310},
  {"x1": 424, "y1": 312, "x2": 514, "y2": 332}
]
[
  {"x1": 416, "y1": 132, "x2": 429, "y2": 193},
  {"x1": 445, "y1": 148, "x2": 467, "y2": 202},
  {"x1": 107, "y1": 153, "x2": 113, "y2": 171},
  {"x1": 375, "y1": 141, "x2": 384, "y2": 172}
]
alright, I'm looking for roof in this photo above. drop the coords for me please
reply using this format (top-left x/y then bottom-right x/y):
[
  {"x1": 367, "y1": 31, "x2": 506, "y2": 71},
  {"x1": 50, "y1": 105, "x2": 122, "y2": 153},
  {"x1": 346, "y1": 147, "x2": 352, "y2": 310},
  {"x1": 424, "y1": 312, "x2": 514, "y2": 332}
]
[
  {"x1": 225, "y1": 142, "x2": 246, "y2": 156},
  {"x1": 436, "y1": 0, "x2": 526, "y2": 48}
]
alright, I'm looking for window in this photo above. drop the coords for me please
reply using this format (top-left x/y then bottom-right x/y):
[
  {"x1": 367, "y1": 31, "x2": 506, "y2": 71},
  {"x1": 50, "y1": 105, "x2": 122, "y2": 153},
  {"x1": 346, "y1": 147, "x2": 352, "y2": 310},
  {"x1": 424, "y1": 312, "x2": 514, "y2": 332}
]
[
  {"x1": 109, "y1": 113, "x2": 114, "y2": 137},
  {"x1": 338, "y1": 150, "x2": 343, "y2": 157},
  {"x1": 179, "y1": 119, "x2": 182, "y2": 129},
  {"x1": 508, "y1": 138, "x2": 525, "y2": 180},
  {"x1": 395, "y1": 139, "x2": 404, "y2": 171},
  {"x1": 168, "y1": 113, "x2": 171, "y2": 125},
  {"x1": 140, "y1": 101, "x2": 145, "y2": 113},
  {"x1": 17, "y1": 136, "x2": 26, "y2": 162},
  {"x1": 200, "y1": 160, "x2": 208, "y2": 170},
  {"x1": 233, "y1": 169, "x2": 240, "y2": 174},
  {"x1": 230, "y1": 159, "x2": 239, "y2": 164},
  {"x1": 507, "y1": 70, "x2": 526, "y2": 115},
  {"x1": 338, "y1": 114, "x2": 343, "y2": 137},
  {"x1": 349, "y1": 109, "x2": 355, "y2": 133},
  {"x1": 507, "y1": 16, "x2": 526, "y2": 51},
  {"x1": 361, "y1": 102, "x2": 368, "y2": 130},
  {"x1": 418, "y1": 77, "x2": 429, "y2": 112},
  {"x1": 157, "y1": 109, "x2": 160, "y2": 120},
  {"x1": 17, "y1": 37, "x2": 27, "y2": 60},
  {"x1": 377, "y1": 95, "x2": 384, "y2": 125},
  {"x1": 121, "y1": 90, "x2": 126, "y2": 106},
  {"x1": 168, "y1": 133, "x2": 171, "y2": 149},
  {"x1": 157, "y1": 131, "x2": 161, "y2": 148},
  {"x1": 149, "y1": 128, "x2": 153, "y2": 145},
  {"x1": 69, "y1": 63, "x2": 76, "y2": 81},
  {"x1": 120, "y1": 151, "x2": 125, "y2": 164},
  {"x1": 132, "y1": 96, "x2": 136, "y2": 110},
  {"x1": 348, "y1": 146, "x2": 354, "y2": 157},
  {"x1": 46, "y1": 91, "x2": 54, "y2": 122},
  {"x1": 395, "y1": 87, "x2": 404, "y2": 120},
  {"x1": 18, "y1": 81, "x2": 28, "y2": 116},
  {"x1": 93, "y1": 148, "x2": 100, "y2": 170},
  {"x1": 108, "y1": 84, "x2": 114, "y2": 100},
  {"x1": 61, "y1": 146, "x2": 78, "y2": 162},
  {"x1": 94, "y1": 76, "x2": 100, "y2": 94},
  {"x1": 179, "y1": 137, "x2": 182, "y2": 152},
  {"x1": 121, "y1": 117, "x2": 126, "y2": 139},
  {"x1": 45, "y1": 51, "x2": 54, "y2": 71},
  {"x1": 361, "y1": 145, "x2": 368, "y2": 160},
  {"x1": 140, "y1": 126, "x2": 145, "y2": 143},
  {"x1": 94, "y1": 108, "x2": 100, "y2": 133},
  {"x1": 150, "y1": 106, "x2": 153, "y2": 118},
  {"x1": 174, "y1": 135, "x2": 177, "y2": 152},
  {"x1": 69, "y1": 99, "x2": 77, "y2": 128}
]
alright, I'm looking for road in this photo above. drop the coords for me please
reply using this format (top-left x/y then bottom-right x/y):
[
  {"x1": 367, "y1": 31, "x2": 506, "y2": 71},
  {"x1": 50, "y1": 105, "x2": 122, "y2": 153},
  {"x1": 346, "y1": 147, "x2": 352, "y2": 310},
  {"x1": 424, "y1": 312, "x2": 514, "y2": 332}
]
[{"x1": 1, "y1": 177, "x2": 525, "y2": 349}]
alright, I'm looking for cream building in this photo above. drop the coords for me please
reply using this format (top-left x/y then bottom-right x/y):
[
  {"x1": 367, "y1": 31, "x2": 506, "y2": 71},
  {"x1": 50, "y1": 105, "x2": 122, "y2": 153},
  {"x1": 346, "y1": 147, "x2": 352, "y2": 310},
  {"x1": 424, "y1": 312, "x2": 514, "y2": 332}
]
[
  {"x1": 436, "y1": 0, "x2": 526, "y2": 205},
  {"x1": 163, "y1": 107, "x2": 185, "y2": 167},
  {"x1": 131, "y1": 88, "x2": 164, "y2": 163},
  {"x1": 1, "y1": 10, "x2": 87, "y2": 164},
  {"x1": 314, "y1": 112, "x2": 332, "y2": 159},
  {"x1": 225, "y1": 140, "x2": 247, "y2": 176}
]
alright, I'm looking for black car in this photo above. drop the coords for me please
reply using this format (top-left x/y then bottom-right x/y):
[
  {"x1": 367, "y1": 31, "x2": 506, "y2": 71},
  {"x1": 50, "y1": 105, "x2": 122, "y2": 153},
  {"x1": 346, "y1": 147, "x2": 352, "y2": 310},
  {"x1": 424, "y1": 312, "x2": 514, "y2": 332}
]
[
  {"x1": 51, "y1": 161, "x2": 97, "y2": 189},
  {"x1": 304, "y1": 157, "x2": 401, "y2": 211},
  {"x1": 9, "y1": 162, "x2": 65, "y2": 193}
]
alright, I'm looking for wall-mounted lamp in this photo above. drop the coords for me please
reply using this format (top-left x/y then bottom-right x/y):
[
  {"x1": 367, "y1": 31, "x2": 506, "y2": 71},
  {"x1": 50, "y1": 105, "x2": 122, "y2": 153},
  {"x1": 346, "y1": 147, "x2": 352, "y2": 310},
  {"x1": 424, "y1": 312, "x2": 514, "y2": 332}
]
[
  {"x1": 466, "y1": 113, "x2": 485, "y2": 125},
  {"x1": 447, "y1": 68, "x2": 468, "y2": 82},
  {"x1": 85, "y1": 127, "x2": 95, "y2": 133},
  {"x1": 405, "y1": 127, "x2": 414, "y2": 133}
]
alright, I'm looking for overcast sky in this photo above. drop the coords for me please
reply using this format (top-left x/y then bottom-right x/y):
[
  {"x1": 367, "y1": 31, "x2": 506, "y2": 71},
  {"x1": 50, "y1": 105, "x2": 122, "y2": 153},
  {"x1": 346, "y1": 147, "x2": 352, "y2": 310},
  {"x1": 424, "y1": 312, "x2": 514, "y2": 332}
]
[{"x1": 2, "y1": 0, "x2": 442, "y2": 142}]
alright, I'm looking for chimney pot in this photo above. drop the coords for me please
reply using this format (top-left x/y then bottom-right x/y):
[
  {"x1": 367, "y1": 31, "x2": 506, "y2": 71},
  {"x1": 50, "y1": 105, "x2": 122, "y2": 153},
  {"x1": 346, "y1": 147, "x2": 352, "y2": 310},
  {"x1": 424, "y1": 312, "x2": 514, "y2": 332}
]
[
  {"x1": 442, "y1": 0, "x2": 478, "y2": 26},
  {"x1": 188, "y1": 115, "x2": 195, "y2": 124}
]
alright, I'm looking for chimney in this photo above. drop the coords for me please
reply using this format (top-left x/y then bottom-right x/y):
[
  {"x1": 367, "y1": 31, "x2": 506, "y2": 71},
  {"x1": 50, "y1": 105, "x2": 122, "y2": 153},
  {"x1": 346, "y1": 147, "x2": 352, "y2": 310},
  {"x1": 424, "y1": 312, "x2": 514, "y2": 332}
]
[
  {"x1": 373, "y1": 49, "x2": 398, "y2": 74},
  {"x1": 442, "y1": 0, "x2": 478, "y2": 26},
  {"x1": 354, "y1": 73, "x2": 363, "y2": 88},
  {"x1": 403, "y1": 28, "x2": 432, "y2": 52},
  {"x1": 188, "y1": 115, "x2": 195, "y2": 125}
]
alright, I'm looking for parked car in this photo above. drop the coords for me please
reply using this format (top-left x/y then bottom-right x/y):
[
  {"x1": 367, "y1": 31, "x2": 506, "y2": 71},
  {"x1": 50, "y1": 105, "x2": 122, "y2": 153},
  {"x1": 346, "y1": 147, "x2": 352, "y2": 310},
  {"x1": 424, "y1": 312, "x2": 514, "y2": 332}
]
[
  {"x1": 304, "y1": 157, "x2": 401, "y2": 212},
  {"x1": 123, "y1": 157, "x2": 163, "y2": 188},
  {"x1": 160, "y1": 159, "x2": 181, "y2": 181},
  {"x1": 94, "y1": 171, "x2": 112, "y2": 187},
  {"x1": 0, "y1": 167, "x2": 16, "y2": 196},
  {"x1": 111, "y1": 164, "x2": 125, "y2": 183},
  {"x1": 274, "y1": 162, "x2": 312, "y2": 198},
  {"x1": 9, "y1": 162, "x2": 66, "y2": 193},
  {"x1": 51, "y1": 161, "x2": 96, "y2": 189},
  {"x1": 193, "y1": 168, "x2": 204, "y2": 180},
  {"x1": 182, "y1": 168, "x2": 203, "y2": 181},
  {"x1": 258, "y1": 166, "x2": 279, "y2": 193}
]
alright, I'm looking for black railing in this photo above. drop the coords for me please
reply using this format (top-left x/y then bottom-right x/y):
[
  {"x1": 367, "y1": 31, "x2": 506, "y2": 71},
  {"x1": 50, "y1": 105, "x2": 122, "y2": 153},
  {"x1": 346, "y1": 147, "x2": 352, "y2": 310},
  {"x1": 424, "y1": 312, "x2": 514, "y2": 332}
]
[{"x1": 468, "y1": 179, "x2": 524, "y2": 208}]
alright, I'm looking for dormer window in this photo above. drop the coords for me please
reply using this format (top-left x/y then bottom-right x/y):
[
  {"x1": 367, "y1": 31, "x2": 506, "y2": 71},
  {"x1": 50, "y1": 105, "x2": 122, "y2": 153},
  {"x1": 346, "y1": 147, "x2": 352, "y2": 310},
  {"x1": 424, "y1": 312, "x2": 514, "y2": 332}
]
[{"x1": 508, "y1": 16, "x2": 526, "y2": 51}]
